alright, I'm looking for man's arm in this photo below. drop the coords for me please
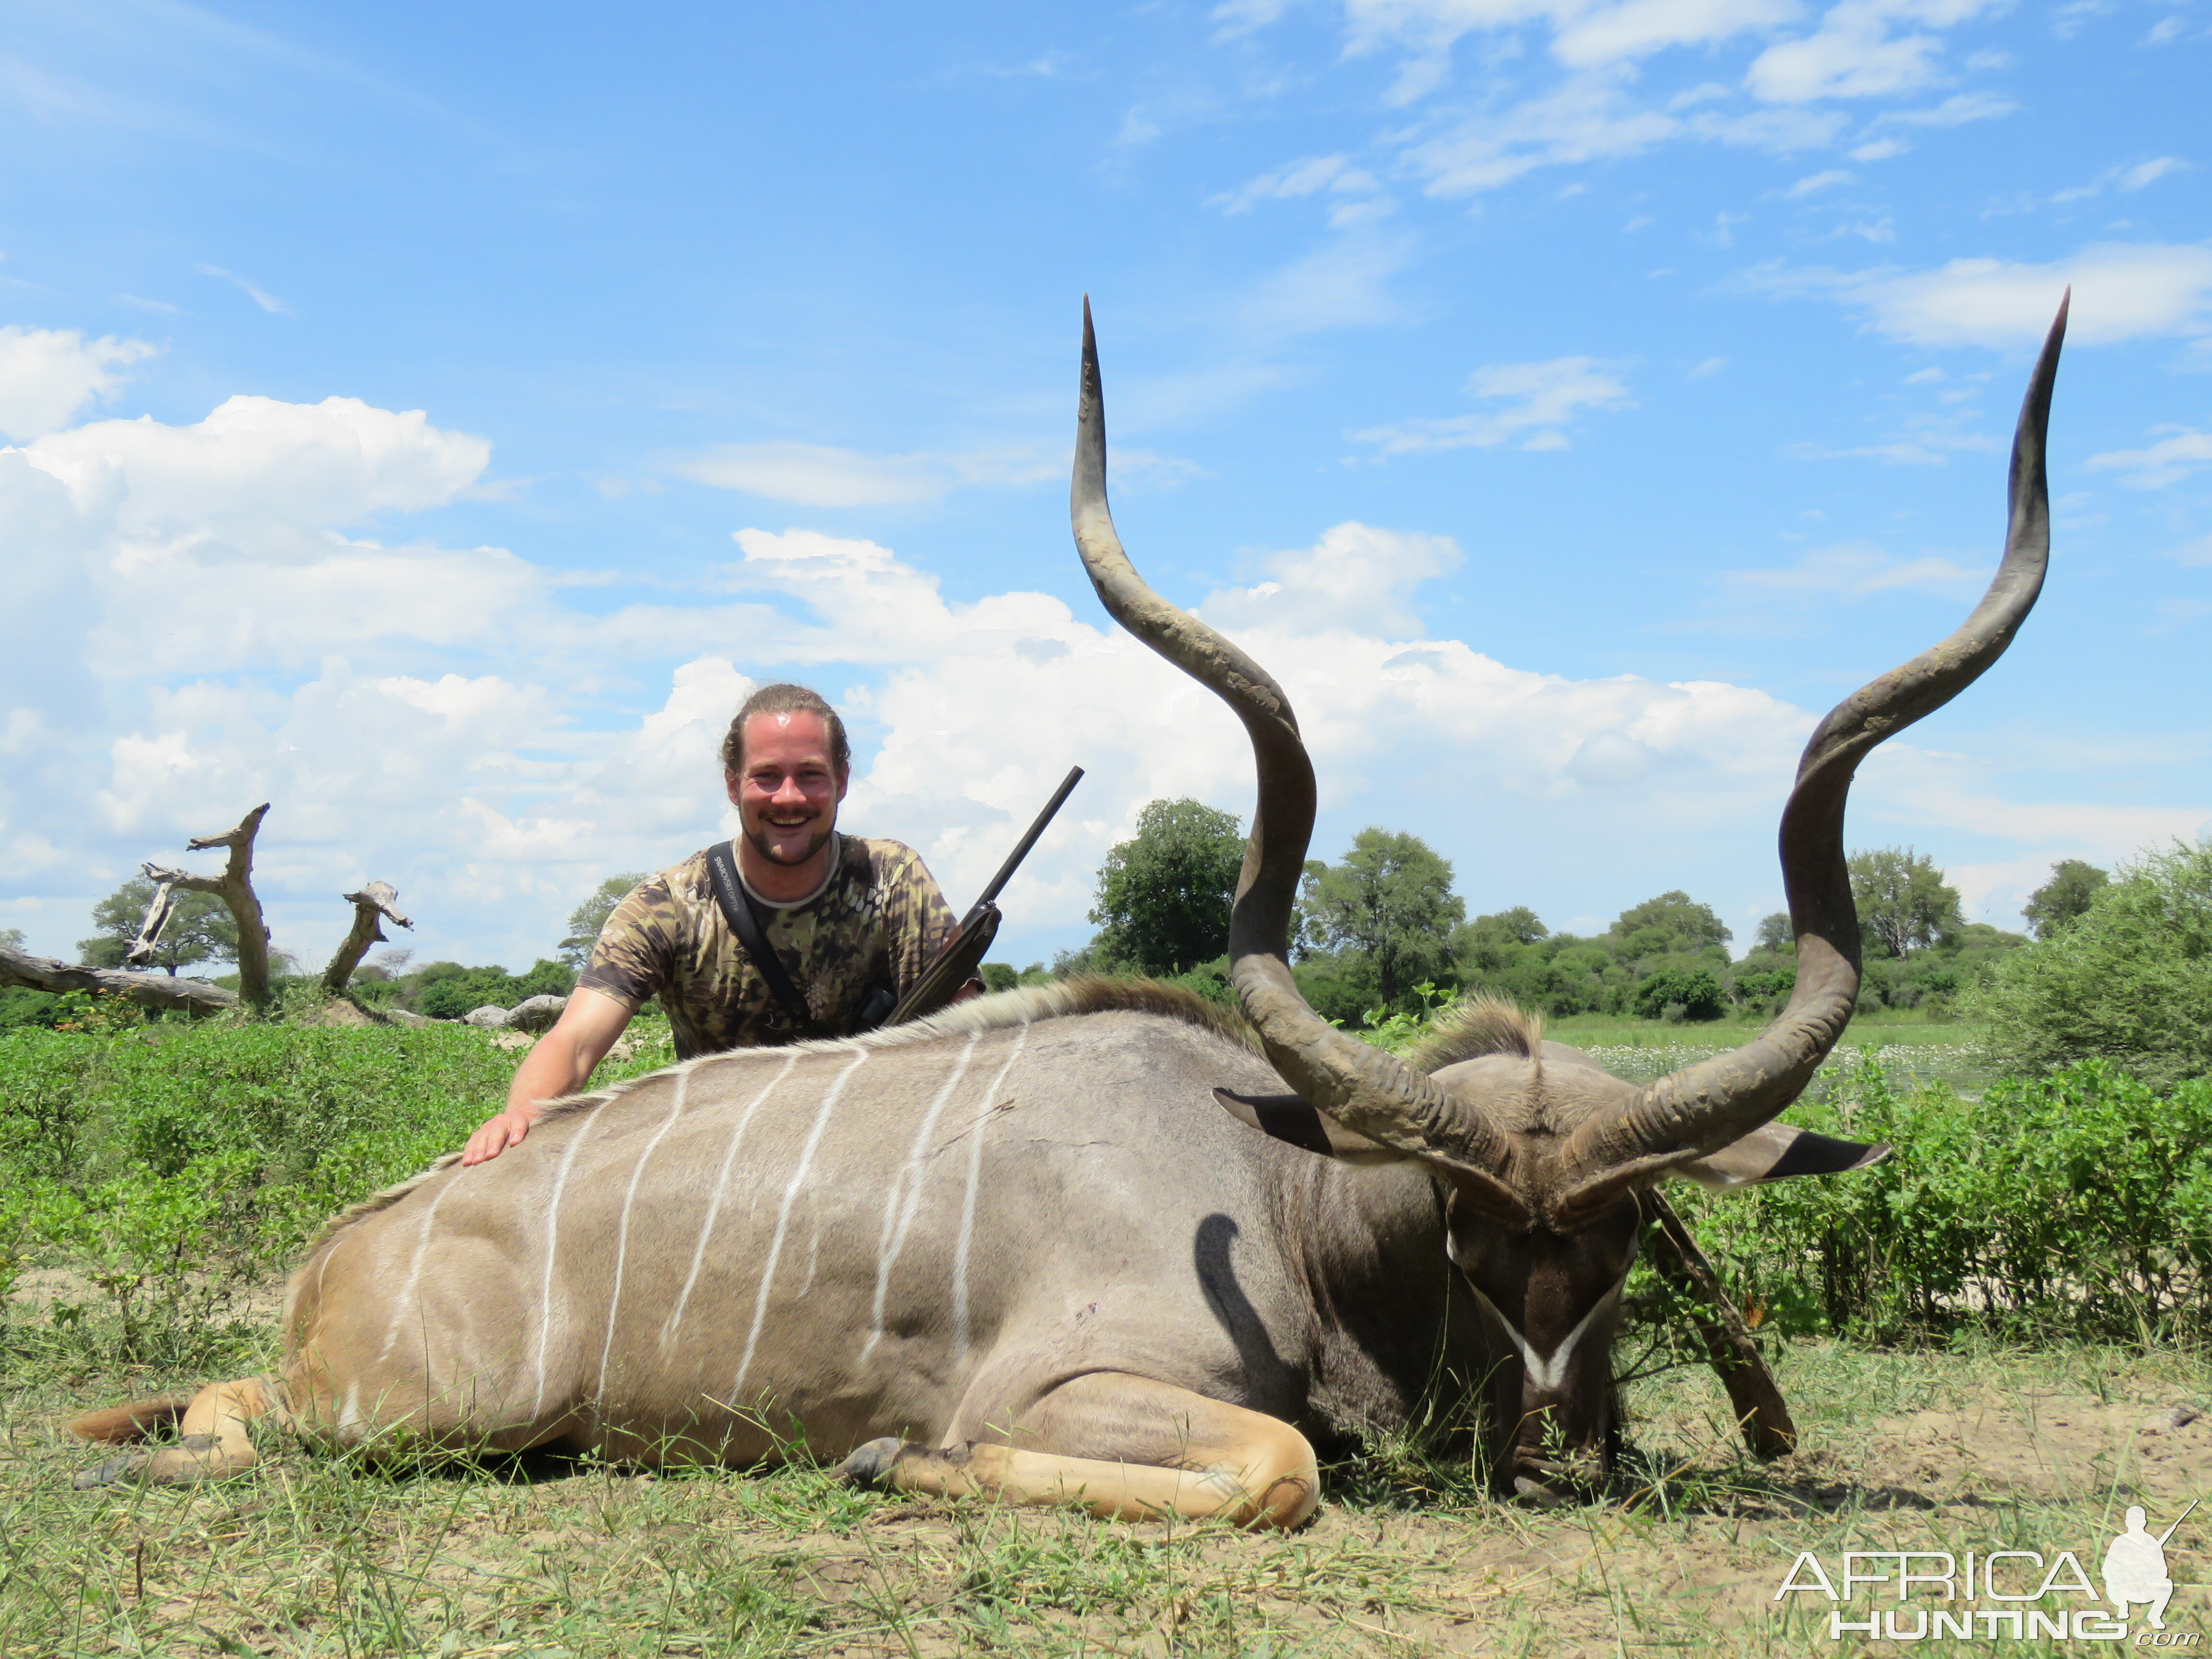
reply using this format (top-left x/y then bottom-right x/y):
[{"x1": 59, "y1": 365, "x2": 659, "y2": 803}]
[{"x1": 462, "y1": 987, "x2": 636, "y2": 1166}]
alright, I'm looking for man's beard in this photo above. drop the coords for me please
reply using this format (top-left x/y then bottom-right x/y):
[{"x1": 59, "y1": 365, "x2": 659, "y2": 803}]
[{"x1": 744, "y1": 816, "x2": 834, "y2": 867}]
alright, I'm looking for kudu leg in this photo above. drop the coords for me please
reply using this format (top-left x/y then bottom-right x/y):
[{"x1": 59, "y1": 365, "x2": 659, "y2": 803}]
[
  {"x1": 837, "y1": 1372, "x2": 1319, "y2": 1529},
  {"x1": 73, "y1": 1377, "x2": 279, "y2": 1487},
  {"x1": 1643, "y1": 1193, "x2": 1797, "y2": 1458}
]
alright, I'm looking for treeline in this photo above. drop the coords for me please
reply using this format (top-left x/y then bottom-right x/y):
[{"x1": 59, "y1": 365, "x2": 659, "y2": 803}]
[{"x1": 1008, "y1": 798, "x2": 2042, "y2": 1030}]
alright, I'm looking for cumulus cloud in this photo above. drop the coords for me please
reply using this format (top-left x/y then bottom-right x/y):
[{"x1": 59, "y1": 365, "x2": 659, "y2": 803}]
[
  {"x1": 1352, "y1": 356, "x2": 1634, "y2": 454},
  {"x1": 5, "y1": 373, "x2": 2180, "y2": 969},
  {"x1": 1745, "y1": 0, "x2": 2008, "y2": 103},
  {"x1": 1727, "y1": 242, "x2": 2212, "y2": 347},
  {"x1": 0, "y1": 325, "x2": 156, "y2": 440}
]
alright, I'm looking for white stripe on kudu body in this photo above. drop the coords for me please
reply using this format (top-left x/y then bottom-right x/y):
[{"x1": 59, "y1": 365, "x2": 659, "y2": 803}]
[
  {"x1": 531, "y1": 1098, "x2": 611, "y2": 1417},
  {"x1": 729, "y1": 1046, "x2": 871, "y2": 1402},
  {"x1": 373, "y1": 1168, "x2": 461, "y2": 1367},
  {"x1": 860, "y1": 1031, "x2": 982, "y2": 1365},
  {"x1": 595, "y1": 1069, "x2": 693, "y2": 1398},
  {"x1": 661, "y1": 1051, "x2": 796, "y2": 1348},
  {"x1": 954, "y1": 1024, "x2": 1030, "y2": 1360}
]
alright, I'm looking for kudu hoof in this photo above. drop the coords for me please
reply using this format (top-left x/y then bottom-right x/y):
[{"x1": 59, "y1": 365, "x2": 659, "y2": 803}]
[
  {"x1": 835, "y1": 1437, "x2": 908, "y2": 1490},
  {"x1": 74, "y1": 1452, "x2": 150, "y2": 1489}
]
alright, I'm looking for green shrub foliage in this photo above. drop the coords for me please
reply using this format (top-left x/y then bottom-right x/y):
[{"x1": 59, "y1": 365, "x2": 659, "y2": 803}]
[
  {"x1": 1971, "y1": 839, "x2": 2212, "y2": 1092},
  {"x1": 1672, "y1": 1057, "x2": 2212, "y2": 1344},
  {"x1": 0, "y1": 1020, "x2": 672, "y2": 1368},
  {"x1": 1087, "y1": 799, "x2": 1245, "y2": 976}
]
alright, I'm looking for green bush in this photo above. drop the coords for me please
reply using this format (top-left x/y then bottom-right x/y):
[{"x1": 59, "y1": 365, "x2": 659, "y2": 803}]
[
  {"x1": 1972, "y1": 838, "x2": 2212, "y2": 1092},
  {"x1": 1672, "y1": 1057, "x2": 2212, "y2": 1344},
  {"x1": 0, "y1": 1020, "x2": 669, "y2": 1368},
  {"x1": 1634, "y1": 967, "x2": 1725, "y2": 1022}
]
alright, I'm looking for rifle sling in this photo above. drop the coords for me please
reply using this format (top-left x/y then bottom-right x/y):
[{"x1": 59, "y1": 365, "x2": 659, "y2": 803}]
[{"x1": 704, "y1": 841, "x2": 823, "y2": 1041}]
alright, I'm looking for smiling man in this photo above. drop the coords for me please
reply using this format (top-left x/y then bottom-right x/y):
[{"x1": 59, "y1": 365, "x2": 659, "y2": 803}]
[{"x1": 461, "y1": 683, "x2": 955, "y2": 1166}]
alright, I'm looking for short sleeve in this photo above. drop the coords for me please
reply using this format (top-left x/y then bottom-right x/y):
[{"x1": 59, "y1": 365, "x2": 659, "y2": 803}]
[{"x1": 577, "y1": 876, "x2": 680, "y2": 1010}]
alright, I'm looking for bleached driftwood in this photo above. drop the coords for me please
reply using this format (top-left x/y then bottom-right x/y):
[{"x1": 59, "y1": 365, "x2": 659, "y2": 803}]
[
  {"x1": 323, "y1": 883, "x2": 413, "y2": 993},
  {"x1": 144, "y1": 804, "x2": 274, "y2": 1006},
  {"x1": 0, "y1": 941, "x2": 238, "y2": 1015}
]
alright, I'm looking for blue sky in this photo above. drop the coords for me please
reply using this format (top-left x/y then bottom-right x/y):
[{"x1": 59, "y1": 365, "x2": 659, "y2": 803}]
[{"x1": 1, "y1": 0, "x2": 2207, "y2": 976}]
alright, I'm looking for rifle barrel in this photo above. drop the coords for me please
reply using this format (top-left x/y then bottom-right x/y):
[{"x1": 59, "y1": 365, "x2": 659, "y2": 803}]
[{"x1": 974, "y1": 766, "x2": 1083, "y2": 909}]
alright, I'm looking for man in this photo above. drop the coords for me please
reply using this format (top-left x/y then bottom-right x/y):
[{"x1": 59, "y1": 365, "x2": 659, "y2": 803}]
[{"x1": 462, "y1": 683, "x2": 954, "y2": 1165}]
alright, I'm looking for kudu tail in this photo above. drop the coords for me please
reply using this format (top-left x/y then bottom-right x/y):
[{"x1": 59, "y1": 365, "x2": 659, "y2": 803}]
[{"x1": 67, "y1": 1395, "x2": 195, "y2": 1443}]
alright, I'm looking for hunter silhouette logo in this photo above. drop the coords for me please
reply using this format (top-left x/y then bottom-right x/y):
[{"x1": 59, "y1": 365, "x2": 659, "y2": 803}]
[
  {"x1": 2106, "y1": 1503, "x2": 2194, "y2": 1633},
  {"x1": 1773, "y1": 1502, "x2": 2199, "y2": 1643}
]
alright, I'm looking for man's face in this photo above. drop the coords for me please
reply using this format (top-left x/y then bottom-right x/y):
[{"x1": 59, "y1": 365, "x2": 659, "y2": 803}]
[{"x1": 726, "y1": 711, "x2": 848, "y2": 867}]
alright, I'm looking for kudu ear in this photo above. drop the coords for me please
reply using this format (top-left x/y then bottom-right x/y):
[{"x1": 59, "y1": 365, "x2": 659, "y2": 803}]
[
  {"x1": 1212, "y1": 1090, "x2": 1405, "y2": 1165},
  {"x1": 1672, "y1": 1120, "x2": 1890, "y2": 1189}
]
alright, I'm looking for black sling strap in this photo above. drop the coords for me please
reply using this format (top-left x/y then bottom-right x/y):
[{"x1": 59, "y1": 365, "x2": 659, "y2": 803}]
[{"x1": 704, "y1": 841, "x2": 823, "y2": 1041}]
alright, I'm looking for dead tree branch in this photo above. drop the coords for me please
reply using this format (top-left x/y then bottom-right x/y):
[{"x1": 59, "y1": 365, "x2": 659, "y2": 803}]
[
  {"x1": 324, "y1": 883, "x2": 413, "y2": 993},
  {"x1": 0, "y1": 941, "x2": 238, "y2": 1016},
  {"x1": 147, "y1": 803, "x2": 274, "y2": 1006},
  {"x1": 123, "y1": 870, "x2": 183, "y2": 969}
]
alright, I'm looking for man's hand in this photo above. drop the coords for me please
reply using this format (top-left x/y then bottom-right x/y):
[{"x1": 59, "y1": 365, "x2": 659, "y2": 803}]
[
  {"x1": 460, "y1": 987, "x2": 636, "y2": 1167},
  {"x1": 463, "y1": 1108, "x2": 536, "y2": 1166}
]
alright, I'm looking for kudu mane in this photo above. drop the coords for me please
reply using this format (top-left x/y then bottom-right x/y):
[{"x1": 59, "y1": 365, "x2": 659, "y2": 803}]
[
  {"x1": 1401, "y1": 996, "x2": 1544, "y2": 1074},
  {"x1": 301, "y1": 977, "x2": 1260, "y2": 1259}
]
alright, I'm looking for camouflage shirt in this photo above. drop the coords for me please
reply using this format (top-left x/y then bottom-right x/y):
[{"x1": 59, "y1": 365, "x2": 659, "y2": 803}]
[{"x1": 578, "y1": 836, "x2": 955, "y2": 1058}]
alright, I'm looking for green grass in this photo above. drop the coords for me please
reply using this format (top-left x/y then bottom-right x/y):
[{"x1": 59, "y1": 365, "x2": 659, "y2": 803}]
[{"x1": 1, "y1": 1333, "x2": 2202, "y2": 1656}]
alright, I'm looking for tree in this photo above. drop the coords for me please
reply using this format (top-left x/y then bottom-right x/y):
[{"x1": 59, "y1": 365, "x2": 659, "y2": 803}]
[
  {"x1": 79, "y1": 877, "x2": 238, "y2": 976},
  {"x1": 1088, "y1": 800, "x2": 1245, "y2": 976},
  {"x1": 560, "y1": 873, "x2": 647, "y2": 970},
  {"x1": 1606, "y1": 891, "x2": 1731, "y2": 965},
  {"x1": 1973, "y1": 839, "x2": 2212, "y2": 1091},
  {"x1": 1634, "y1": 967, "x2": 1725, "y2": 1022},
  {"x1": 1847, "y1": 847, "x2": 1963, "y2": 958},
  {"x1": 2021, "y1": 859, "x2": 2109, "y2": 939},
  {"x1": 1299, "y1": 829, "x2": 1466, "y2": 1005},
  {"x1": 1470, "y1": 907, "x2": 1547, "y2": 947},
  {"x1": 0, "y1": 928, "x2": 22, "y2": 952},
  {"x1": 1754, "y1": 912, "x2": 1793, "y2": 953}
]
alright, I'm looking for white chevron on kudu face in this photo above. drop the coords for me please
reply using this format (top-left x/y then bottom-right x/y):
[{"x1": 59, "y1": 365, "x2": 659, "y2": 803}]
[
  {"x1": 861, "y1": 1030, "x2": 983, "y2": 1365},
  {"x1": 1468, "y1": 1283, "x2": 1619, "y2": 1393},
  {"x1": 595, "y1": 1068, "x2": 693, "y2": 1398},
  {"x1": 660, "y1": 1051, "x2": 797, "y2": 1349},
  {"x1": 953, "y1": 1023, "x2": 1030, "y2": 1360},
  {"x1": 729, "y1": 1046, "x2": 872, "y2": 1402}
]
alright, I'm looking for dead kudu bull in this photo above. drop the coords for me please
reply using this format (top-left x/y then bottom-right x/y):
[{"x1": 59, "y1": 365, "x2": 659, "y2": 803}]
[{"x1": 72, "y1": 298, "x2": 2069, "y2": 1524}]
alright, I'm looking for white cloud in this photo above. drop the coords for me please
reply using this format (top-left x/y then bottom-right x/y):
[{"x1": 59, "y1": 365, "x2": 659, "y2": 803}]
[
  {"x1": 1745, "y1": 0, "x2": 2008, "y2": 104},
  {"x1": 7, "y1": 374, "x2": 2196, "y2": 975},
  {"x1": 1722, "y1": 542, "x2": 1991, "y2": 597},
  {"x1": 1785, "y1": 168, "x2": 1856, "y2": 196},
  {"x1": 1236, "y1": 232, "x2": 1418, "y2": 336},
  {"x1": 1205, "y1": 522, "x2": 1465, "y2": 637},
  {"x1": 1863, "y1": 89, "x2": 2017, "y2": 127},
  {"x1": 670, "y1": 442, "x2": 952, "y2": 507},
  {"x1": 1552, "y1": 0, "x2": 1805, "y2": 67},
  {"x1": 1728, "y1": 242, "x2": 2212, "y2": 347},
  {"x1": 0, "y1": 325, "x2": 156, "y2": 440},
  {"x1": 2086, "y1": 429, "x2": 2212, "y2": 489},
  {"x1": 194, "y1": 263, "x2": 292, "y2": 316},
  {"x1": 2117, "y1": 158, "x2": 2187, "y2": 191},
  {"x1": 1352, "y1": 355, "x2": 1634, "y2": 454},
  {"x1": 666, "y1": 440, "x2": 1122, "y2": 507},
  {"x1": 1404, "y1": 73, "x2": 1682, "y2": 193},
  {"x1": 1209, "y1": 154, "x2": 1382, "y2": 213}
]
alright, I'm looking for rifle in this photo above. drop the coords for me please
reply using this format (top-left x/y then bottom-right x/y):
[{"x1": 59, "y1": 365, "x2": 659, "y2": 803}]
[{"x1": 885, "y1": 765, "x2": 1083, "y2": 1026}]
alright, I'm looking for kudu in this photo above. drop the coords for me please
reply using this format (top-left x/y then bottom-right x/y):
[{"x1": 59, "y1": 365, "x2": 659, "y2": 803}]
[{"x1": 72, "y1": 296, "x2": 2068, "y2": 1523}]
